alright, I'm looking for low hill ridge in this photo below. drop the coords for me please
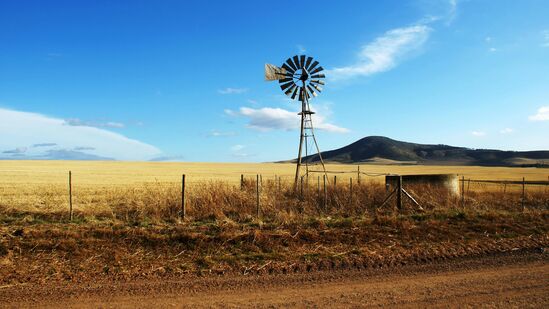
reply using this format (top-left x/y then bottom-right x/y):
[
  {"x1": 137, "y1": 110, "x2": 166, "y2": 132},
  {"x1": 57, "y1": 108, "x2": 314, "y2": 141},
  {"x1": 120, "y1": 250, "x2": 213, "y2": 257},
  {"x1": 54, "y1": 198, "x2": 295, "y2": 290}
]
[{"x1": 298, "y1": 136, "x2": 549, "y2": 167}]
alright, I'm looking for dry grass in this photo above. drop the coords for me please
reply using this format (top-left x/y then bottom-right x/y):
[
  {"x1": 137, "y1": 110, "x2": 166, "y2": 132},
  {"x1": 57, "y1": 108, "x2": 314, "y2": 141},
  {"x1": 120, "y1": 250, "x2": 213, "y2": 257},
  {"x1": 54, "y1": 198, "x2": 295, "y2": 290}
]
[
  {"x1": 0, "y1": 161, "x2": 547, "y2": 284},
  {"x1": 0, "y1": 160, "x2": 547, "y2": 224}
]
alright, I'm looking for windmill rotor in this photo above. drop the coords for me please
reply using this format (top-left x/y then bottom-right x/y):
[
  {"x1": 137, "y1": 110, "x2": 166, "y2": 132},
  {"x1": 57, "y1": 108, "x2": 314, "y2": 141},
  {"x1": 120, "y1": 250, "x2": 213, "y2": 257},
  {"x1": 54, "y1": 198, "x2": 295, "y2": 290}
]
[{"x1": 273, "y1": 56, "x2": 325, "y2": 103}]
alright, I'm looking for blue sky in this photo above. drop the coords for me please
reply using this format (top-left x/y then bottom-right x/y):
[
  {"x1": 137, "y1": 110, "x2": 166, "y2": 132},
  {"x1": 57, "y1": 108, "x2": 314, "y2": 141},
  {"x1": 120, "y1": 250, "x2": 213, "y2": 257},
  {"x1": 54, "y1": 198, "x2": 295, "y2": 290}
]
[{"x1": 1, "y1": 0, "x2": 548, "y2": 161}]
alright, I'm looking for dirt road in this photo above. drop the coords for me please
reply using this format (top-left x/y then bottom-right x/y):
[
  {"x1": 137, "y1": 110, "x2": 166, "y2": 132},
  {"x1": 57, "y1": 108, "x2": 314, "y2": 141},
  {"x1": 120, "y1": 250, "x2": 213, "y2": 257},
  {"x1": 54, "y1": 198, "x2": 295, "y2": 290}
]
[{"x1": 2, "y1": 251, "x2": 548, "y2": 308}]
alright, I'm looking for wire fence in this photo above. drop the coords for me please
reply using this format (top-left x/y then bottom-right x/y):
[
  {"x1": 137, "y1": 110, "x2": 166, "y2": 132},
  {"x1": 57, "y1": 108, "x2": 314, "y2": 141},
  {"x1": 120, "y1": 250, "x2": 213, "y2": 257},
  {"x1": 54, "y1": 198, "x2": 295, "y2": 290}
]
[{"x1": 1, "y1": 169, "x2": 548, "y2": 223}]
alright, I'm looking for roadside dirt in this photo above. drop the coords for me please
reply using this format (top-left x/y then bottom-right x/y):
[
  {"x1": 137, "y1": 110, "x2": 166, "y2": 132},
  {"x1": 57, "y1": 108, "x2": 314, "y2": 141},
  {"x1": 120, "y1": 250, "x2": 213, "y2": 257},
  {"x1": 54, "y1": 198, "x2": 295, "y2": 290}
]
[{"x1": 1, "y1": 250, "x2": 547, "y2": 308}]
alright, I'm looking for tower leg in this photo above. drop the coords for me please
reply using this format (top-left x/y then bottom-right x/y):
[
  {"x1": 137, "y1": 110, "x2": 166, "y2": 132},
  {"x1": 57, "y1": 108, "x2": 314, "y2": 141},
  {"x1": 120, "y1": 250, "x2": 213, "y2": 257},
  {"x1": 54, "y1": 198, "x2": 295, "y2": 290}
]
[{"x1": 294, "y1": 108, "x2": 306, "y2": 187}]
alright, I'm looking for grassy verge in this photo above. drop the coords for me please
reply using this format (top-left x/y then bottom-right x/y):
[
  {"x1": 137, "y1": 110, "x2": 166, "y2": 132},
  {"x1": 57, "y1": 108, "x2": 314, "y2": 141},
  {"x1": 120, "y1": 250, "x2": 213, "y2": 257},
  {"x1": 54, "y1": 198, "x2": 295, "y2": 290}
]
[{"x1": 1, "y1": 209, "x2": 547, "y2": 284}]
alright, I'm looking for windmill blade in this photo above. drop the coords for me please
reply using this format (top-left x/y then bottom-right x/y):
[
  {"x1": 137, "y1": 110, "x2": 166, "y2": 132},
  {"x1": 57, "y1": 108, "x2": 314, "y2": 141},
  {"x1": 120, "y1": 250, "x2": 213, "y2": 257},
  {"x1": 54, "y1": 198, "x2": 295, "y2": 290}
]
[
  {"x1": 284, "y1": 84, "x2": 297, "y2": 96},
  {"x1": 300, "y1": 55, "x2": 306, "y2": 69},
  {"x1": 310, "y1": 66, "x2": 324, "y2": 75},
  {"x1": 278, "y1": 77, "x2": 293, "y2": 84},
  {"x1": 308, "y1": 60, "x2": 319, "y2": 71},
  {"x1": 311, "y1": 73, "x2": 325, "y2": 79},
  {"x1": 304, "y1": 57, "x2": 313, "y2": 70},
  {"x1": 264, "y1": 64, "x2": 287, "y2": 81},
  {"x1": 280, "y1": 81, "x2": 294, "y2": 91},
  {"x1": 285, "y1": 57, "x2": 298, "y2": 71},
  {"x1": 307, "y1": 85, "x2": 318, "y2": 97},
  {"x1": 311, "y1": 83, "x2": 323, "y2": 92},
  {"x1": 311, "y1": 79, "x2": 325, "y2": 85},
  {"x1": 281, "y1": 63, "x2": 295, "y2": 74},
  {"x1": 293, "y1": 55, "x2": 301, "y2": 69},
  {"x1": 291, "y1": 86, "x2": 300, "y2": 100}
]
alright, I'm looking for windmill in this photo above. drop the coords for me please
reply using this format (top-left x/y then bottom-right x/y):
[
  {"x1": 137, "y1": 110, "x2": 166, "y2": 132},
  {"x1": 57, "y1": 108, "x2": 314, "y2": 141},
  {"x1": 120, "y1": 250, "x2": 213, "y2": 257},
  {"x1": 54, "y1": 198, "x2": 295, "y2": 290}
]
[{"x1": 265, "y1": 55, "x2": 328, "y2": 185}]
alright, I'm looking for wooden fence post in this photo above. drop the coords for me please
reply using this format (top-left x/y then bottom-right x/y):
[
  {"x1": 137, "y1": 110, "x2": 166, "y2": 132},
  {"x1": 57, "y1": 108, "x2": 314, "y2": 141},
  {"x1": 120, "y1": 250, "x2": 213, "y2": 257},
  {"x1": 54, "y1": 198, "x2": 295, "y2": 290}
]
[
  {"x1": 396, "y1": 175, "x2": 403, "y2": 210},
  {"x1": 256, "y1": 174, "x2": 260, "y2": 218},
  {"x1": 240, "y1": 174, "x2": 244, "y2": 190},
  {"x1": 317, "y1": 176, "x2": 320, "y2": 197},
  {"x1": 461, "y1": 176, "x2": 465, "y2": 206},
  {"x1": 334, "y1": 175, "x2": 337, "y2": 188},
  {"x1": 349, "y1": 177, "x2": 353, "y2": 205},
  {"x1": 181, "y1": 174, "x2": 186, "y2": 220},
  {"x1": 323, "y1": 174, "x2": 327, "y2": 211},
  {"x1": 300, "y1": 176, "x2": 304, "y2": 199},
  {"x1": 521, "y1": 177, "x2": 525, "y2": 211},
  {"x1": 69, "y1": 171, "x2": 73, "y2": 221}
]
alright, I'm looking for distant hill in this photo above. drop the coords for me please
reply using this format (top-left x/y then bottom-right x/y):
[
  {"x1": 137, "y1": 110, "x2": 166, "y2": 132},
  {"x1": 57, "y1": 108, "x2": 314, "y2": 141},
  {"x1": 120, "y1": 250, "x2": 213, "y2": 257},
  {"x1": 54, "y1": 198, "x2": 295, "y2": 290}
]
[{"x1": 291, "y1": 136, "x2": 549, "y2": 167}]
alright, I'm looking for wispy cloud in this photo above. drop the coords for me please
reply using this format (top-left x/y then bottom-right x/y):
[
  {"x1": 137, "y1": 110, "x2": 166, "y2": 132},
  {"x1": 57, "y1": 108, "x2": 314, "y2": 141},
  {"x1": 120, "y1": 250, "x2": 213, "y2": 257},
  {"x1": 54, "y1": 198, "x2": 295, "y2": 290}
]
[
  {"x1": 327, "y1": 24, "x2": 432, "y2": 81},
  {"x1": 542, "y1": 30, "x2": 549, "y2": 47},
  {"x1": 74, "y1": 146, "x2": 95, "y2": 151},
  {"x1": 65, "y1": 118, "x2": 125, "y2": 128},
  {"x1": 32, "y1": 143, "x2": 57, "y2": 147},
  {"x1": 0, "y1": 108, "x2": 161, "y2": 160},
  {"x1": 149, "y1": 155, "x2": 185, "y2": 162},
  {"x1": 230, "y1": 144, "x2": 254, "y2": 158},
  {"x1": 225, "y1": 106, "x2": 349, "y2": 133},
  {"x1": 297, "y1": 44, "x2": 306, "y2": 54},
  {"x1": 529, "y1": 106, "x2": 549, "y2": 121},
  {"x1": 2, "y1": 147, "x2": 27, "y2": 154},
  {"x1": 218, "y1": 87, "x2": 248, "y2": 95},
  {"x1": 471, "y1": 131, "x2": 486, "y2": 137},
  {"x1": 231, "y1": 144, "x2": 245, "y2": 152},
  {"x1": 499, "y1": 128, "x2": 513, "y2": 134},
  {"x1": 208, "y1": 130, "x2": 236, "y2": 137}
]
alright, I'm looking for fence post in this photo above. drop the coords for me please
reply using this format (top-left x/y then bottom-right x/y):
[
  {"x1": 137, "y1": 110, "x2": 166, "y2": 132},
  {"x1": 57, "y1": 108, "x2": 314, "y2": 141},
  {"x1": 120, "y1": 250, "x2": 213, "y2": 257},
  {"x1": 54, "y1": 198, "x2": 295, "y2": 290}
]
[
  {"x1": 323, "y1": 174, "x2": 327, "y2": 211},
  {"x1": 300, "y1": 176, "x2": 304, "y2": 200},
  {"x1": 181, "y1": 174, "x2": 186, "y2": 220},
  {"x1": 396, "y1": 175, "x2": 402, "y2": 210},
  {"x1": 460, "y1": 176, "x2": 465, "y2": 206},
  {"x1": 334, "y1": 175, "x2": 337, "y2": 188},
  {"x1": 349, "y1": 177, "x2": 353, "y2": 205},
  {"x1": 69, "y1": 171, "x2": 73, "y2": 221},
  {"x1": 240, "y1": 174, "x2": 244, "y2": 190},
  {"x1": 521, "y1": 177, "x2": 525, "y2": 211},
  {"x1": 357, "y1": 165, "x2": 361, "y2": 185},
  {"x1": 317, "y1": 176, "x2": 320, "y2": 197},
  {"x1": 256, "y1": 174, "x2": 260, "y2": 218}
]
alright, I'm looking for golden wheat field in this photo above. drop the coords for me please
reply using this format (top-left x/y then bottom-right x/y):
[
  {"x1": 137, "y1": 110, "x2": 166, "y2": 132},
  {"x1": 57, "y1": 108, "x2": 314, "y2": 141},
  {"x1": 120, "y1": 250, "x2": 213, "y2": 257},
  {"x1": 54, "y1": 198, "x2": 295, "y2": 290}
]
[
  {"x1": 1, "y1": 160, "x2": 548, "y2": 185},
  {"x1": 0, "y1": 160, "x2": 547, "y2": 223}
]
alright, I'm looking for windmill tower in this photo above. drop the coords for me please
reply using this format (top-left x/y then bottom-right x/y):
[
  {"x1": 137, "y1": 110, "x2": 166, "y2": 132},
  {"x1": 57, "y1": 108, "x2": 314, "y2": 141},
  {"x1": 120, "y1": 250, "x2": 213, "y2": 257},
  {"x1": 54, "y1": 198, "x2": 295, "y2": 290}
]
[{"x1": 265, "y1": 55, "x2": 328, "y2": 185}]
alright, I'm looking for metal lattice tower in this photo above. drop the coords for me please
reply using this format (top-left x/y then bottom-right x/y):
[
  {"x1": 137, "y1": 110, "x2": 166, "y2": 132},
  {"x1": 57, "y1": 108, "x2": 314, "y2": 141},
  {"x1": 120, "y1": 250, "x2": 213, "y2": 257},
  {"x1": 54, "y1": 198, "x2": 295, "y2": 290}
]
[{"x1": 265, "y1": 55, "x2": 328, "y2": 185}]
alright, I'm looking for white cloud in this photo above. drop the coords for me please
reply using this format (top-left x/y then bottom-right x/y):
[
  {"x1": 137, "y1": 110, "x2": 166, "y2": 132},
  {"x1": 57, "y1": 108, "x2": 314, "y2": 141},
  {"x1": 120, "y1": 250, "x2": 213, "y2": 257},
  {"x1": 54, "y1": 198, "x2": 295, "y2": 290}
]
[
  {"x1": 327, "y1": 24, "x2": 432, "y2": 81},
  {"x1": 489, "y1": 47, "x2": 497, "y2": 52},
  {"x1": 542, "y1": 30, "x2": 549, "y2": 47},
  {"x1": 471, "y1": 131, "x2": 486, "y2": 137},
  {"x1": 208, "y1": 130, "x2": 236, "y2": 137},
  {"x1": 499, "y1": 128, "x2": 513, "y2": 134},
  {"x1": 485, "y1": 36, "x2": 492, "y2": 43},
  {"x1": 65, "y1": 118, "x2": 125, "y2": 128},
  {"x1": 529, "y1": 106, "x2": 549, "y2": 121},
  {"x1": 446, "y1": 0, "x2": 458, "y2": 24},
  {"x1": 218, "y1": 87, "x2": 248, "y2": 95},
  {"x1": 226, "y1": 106, "x2": 349, "y2": 133},
  {"x1": 231, "y1": 144, "x2": 245, "y2": 152},
  {"x1": 0, "y1": 108, "x2": 161, "y2": 160}
]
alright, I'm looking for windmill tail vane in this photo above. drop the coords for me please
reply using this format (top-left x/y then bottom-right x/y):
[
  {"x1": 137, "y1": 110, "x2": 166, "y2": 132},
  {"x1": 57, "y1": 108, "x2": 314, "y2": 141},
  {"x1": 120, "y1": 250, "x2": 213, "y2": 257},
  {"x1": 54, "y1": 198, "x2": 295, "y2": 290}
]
[{"x1": 265, "y1": 55, "x2": 328, "y2": 186}]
